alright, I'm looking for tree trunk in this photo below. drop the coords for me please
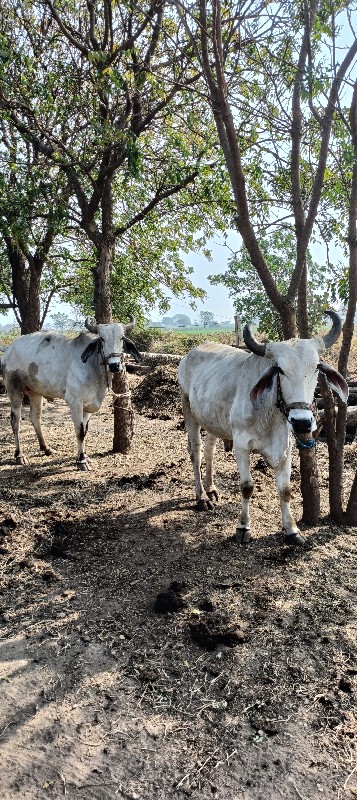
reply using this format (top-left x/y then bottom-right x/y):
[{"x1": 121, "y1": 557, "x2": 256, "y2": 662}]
[
  {"x1": 93, "y1": 236, "x2": 114, "y2": 323},
  {"x1": 6, "y1": 242, "x2": 42, "y2": 333},
  {"x1": 297, "y1": 261, "x2": 310, "y2": 338},
  {"x1": 92, "y1": 179, "x2": 135, "y2": 454},
  {"x1": 93, "y1": 186, "x2": 114, "y2": 323},
  {"x1": 342, "y1": 80, "x2": 357, "y2": 524},
  {"x1": 318, "y1": 374, "x2": 344, "y2": 522},
  {"x1": 5, "y1": 224, "x2": 58, "y2": 334},
  {"x1": 112, "y1": 365, "x2": 134, "y2": 454},
  {"x1": 299, "y1": 434, "x2": 320, "y2": 525},
  {"x1": 296, "y1": 260, "x2": 318, "y2": 522},
  {"x1": 345, "y1": 471, "x2": 357, "y2": 525}
]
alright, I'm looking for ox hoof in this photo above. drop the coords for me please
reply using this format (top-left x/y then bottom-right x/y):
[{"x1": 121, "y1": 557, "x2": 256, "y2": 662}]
[
  {"x1": 42, "y1": 448, "x2": 52, "y2": 456},
  {"x1": 206, "y1": 489, "x2": 219, "y2": 503},
  {"x1": 77, "y1": 457, "x2": 92, "y2": 472},
  {"x1": 196, "y1": 499, "x2": 214, "y2": 512},
  {"x1": 15, "y1": 455, "x2": 28, "y2": 465},
  {"x1": 284, "y1": 532, "x2": 307, "y2": 547},
  {"x1": 235, "y1": 527, "x2": 252, "y2": 544}
]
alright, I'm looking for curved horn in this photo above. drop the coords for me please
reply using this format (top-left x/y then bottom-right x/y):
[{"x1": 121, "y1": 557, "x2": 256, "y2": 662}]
[
  {"x1": 124, "y1": 315, "x2": 135, "y2": 333},
  {"x1": 322, "y1": 310, "x2": 342, "y2": 349},
  {"x1": 243, "y1": 323, "x2": 267, "y2": 357},
  {"x1": 84, "y1": 316, "x2": 98, "y2": 334}
]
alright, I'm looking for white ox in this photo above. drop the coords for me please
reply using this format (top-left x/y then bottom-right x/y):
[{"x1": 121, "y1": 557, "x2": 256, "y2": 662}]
[
  {"x1": 178, "y1": 311, "x2": 348, "y2": 545},
  {"x1": 1, "y1": 316, "x2": 140, "y2": 470}
]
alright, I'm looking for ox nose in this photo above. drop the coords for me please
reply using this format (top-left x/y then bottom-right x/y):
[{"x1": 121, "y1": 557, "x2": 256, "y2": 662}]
[
  {"x1": 290, "y1": 415, "x2": 313, "y2": 433},
  {"x1": 109, "y1": 362, "x2": 121, "y2": 373},
  {"x1": 288, "y1": 407, "x2": 315, "y2": 434}
]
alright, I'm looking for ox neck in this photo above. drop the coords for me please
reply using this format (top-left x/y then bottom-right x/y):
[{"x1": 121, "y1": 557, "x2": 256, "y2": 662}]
[{"x1": 95, "y1": 341, "x2": 114, "y2": 389}]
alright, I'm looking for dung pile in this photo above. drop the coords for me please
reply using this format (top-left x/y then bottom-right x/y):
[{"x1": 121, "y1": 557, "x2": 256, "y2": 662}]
[{"x1": 132, "y1": 364, "x2": 181, "y2": 419}]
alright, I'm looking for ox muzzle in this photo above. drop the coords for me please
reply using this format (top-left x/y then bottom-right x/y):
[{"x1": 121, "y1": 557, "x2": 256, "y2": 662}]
[
  {"x1": 276, "y1": 372, "x2": 317, "y2": 435},
  {"x1": 287, "y1": 404, "x2": 316, "y2": 434},
  {"x1": 106, "y1": 353, "x2": 123, "y2": 373}
]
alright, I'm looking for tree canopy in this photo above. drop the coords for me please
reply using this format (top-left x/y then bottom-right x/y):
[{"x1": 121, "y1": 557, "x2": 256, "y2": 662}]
[
  {"x1": 209, "y1": 231, "x2": 330, "y2": 339},
  {"x1": 176, "y1": 0, "x2": 357, "y2": 336},
  {"x1": 0, "y1": 0, "x2": 232, "y2": 325}
]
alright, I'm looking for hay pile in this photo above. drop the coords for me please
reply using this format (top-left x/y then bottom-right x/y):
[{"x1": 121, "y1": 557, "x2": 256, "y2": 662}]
[{"x1": 132, "y1": 364, "x2": 181, "y2": 419}]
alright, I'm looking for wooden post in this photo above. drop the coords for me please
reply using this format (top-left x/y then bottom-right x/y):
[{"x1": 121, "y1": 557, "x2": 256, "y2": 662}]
[{"x1": 234, "y1": 314, "x2": 243, "y2": 347}]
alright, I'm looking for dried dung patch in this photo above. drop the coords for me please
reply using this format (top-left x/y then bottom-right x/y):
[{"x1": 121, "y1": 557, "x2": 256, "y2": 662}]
[
  {"x1": 154, "y1": 588, "x2": 187, "y2": 613},
  {"x1": 189, "y1": 613, "x2": 246, "y2": 650},
  {"x1": 131, "y1": 364, "x2": 182, "y2": 419}
]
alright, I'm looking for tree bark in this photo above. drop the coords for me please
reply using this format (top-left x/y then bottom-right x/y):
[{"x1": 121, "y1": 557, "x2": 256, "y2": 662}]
[
  {"x1": 318, "y1": 374, "x2": 344, "y2": 523},
  {"x1": 345, "y1": 471, "x2": 357, "y2": 525},
  {"x1": 112, "y1": 365, "x2": 134, "y2": 454},
  {"x1": 299, "y1": 434, "x2": 320, "y2": 526},
  {"x1": 289, "y1": 5, "x2": 320, "y2": 524},
  {"x1": 297, "y1": 262, "x2": 310, "y2": 338},
  {"x1": 92, "y1": 180, "x2": 115, "y2": 323},
  {"x1": 343, "y1": 80, "x2": 357, "y2": 524},
  {"x1": 296, "y1": 261, "x2": 319, "y2": 521},
  {"x1": 6, "y1": 240, "x2": 41, "y2": 333},
  {"x1": 93, "y1": 236, "x2": 114, "y2": 323},
  {"x1": 91, "y1": 178, "x2": 135, "y2": 454}
]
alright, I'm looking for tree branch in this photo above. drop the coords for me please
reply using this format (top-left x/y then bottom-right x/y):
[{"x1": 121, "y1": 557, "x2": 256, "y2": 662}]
[{"x1": 114, "y1": 169, "x2": 200, "y2": 236}]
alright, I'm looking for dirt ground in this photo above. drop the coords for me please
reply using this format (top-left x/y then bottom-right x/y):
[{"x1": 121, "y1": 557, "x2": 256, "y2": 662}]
[{"x1": 0, "y1": 365, "x2": 357, "y2": 800}]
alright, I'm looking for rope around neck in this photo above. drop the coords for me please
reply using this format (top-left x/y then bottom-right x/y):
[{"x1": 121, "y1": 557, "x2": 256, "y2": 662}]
[
  {"x1": 108, "y1": 387, "x2": 131, "y2": 399},
  {"x1": 293, "y1": 433, "x2": 316, "y2": 450}
]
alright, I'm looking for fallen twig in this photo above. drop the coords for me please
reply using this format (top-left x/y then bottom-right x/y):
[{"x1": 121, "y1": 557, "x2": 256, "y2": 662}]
[
  {"x1": 0, "y1": 720, "x2": 13, "y2": 739},
  {"x1": 175, "y1": 748, "x2": 220, "y2": 789},
  {"x1": 344, "y1": 763, "x2": 357, "y2": 790}
]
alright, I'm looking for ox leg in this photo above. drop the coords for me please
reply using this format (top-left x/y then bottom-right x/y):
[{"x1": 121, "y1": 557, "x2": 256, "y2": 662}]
[
  {"x1": 27, "y1": 391, "x2": 52, "y2": 456},
  {"x1": 234, "y1": 445, "x2": 253, "y2": 543},
  {"x1": 181, "y1": 394, "x2": 213, "y2": 511},
  {"x1": 273, "y1": 448, "x2": 306, "y2": 545},
  {"x1": 204, "y1": 432, "x2": 219, "y2": 503},
  {"x1": 9, "y1": 396, "x2": 28, "y2": 465},
  {"x1": 69, "y1": 403, "x2": 91, "y2": 471}
]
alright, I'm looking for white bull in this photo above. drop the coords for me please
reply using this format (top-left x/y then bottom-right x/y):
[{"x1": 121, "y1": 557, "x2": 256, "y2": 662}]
[
  {"x1": 178, "y1": 311, "x2": 348, "y2": 545},
  {"x1": 1, "y1": 316, "x2": 140, "y2": 470}
]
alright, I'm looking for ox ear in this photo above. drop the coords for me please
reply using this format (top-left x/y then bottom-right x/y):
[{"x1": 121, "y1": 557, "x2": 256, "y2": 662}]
[
  {"x1": 318, "y1": 362, "x2": 349, "y2": 404},
  {"x1": 123, "y1": 336, "x2": 141, "y2": 363},
  {"x1": 250, "y1": 365, "x2": 278, "y2": 409},
  {"x1": 81, "y1": 338, "x2": 101, "y2": 363}
]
